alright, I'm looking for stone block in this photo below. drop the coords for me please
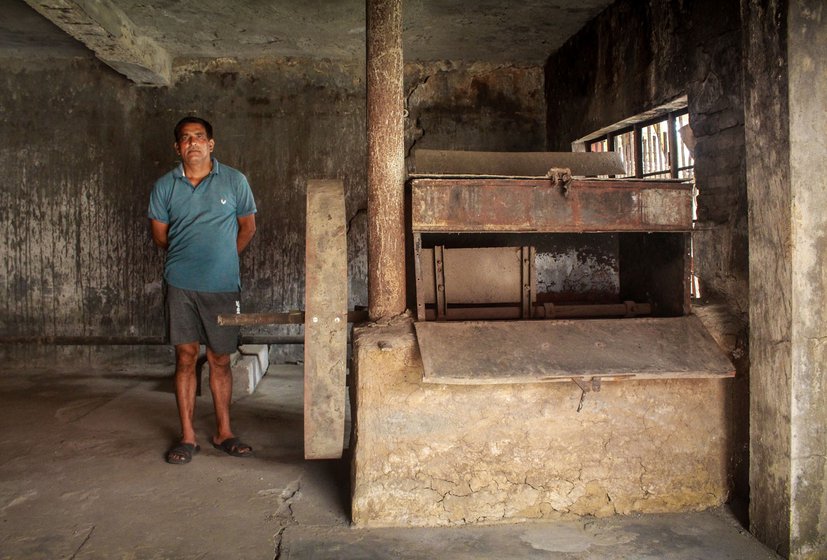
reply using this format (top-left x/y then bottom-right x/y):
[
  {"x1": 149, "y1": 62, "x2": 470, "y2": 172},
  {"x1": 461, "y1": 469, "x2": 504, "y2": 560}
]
[
  {"x1": 232, "y1": 355, "x2": 261, "y2": 398},
  {"x1": 351, "y1": 318, "x2": 731, "y2": 527},
  {"x1": 200, "y1": 347, "x2": 269, "y2": 401},
  {"x1": 238, "y1": 344, "x2": 270, "y2": 374}
]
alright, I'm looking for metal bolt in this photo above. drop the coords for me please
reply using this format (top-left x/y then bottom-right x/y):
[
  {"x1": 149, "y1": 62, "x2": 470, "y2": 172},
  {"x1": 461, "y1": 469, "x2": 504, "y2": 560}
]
[
  {"x1": 312, "y1": 316, "x2": 319, "y2": 323},
  {"x1": 334, "y1": 317, "x2": 341, "y2": 323}
]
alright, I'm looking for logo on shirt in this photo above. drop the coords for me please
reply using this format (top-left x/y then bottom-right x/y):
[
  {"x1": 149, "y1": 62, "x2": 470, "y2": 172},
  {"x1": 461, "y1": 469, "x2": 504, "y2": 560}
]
[{"x1": 220, "y1": 198, "x2": 227, "y2": 205}]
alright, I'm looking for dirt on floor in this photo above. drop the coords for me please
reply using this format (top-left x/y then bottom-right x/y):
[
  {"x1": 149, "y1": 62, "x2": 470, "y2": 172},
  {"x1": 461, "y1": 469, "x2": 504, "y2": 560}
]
[{"x1": 0, "y1": 361, "x2": 779, "y2": 560}]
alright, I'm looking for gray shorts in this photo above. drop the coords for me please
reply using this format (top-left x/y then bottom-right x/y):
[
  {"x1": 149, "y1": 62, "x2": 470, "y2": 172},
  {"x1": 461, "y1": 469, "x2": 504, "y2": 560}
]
[{"x1": 165, "y1": 284, "x2": 241, "y2": 355}]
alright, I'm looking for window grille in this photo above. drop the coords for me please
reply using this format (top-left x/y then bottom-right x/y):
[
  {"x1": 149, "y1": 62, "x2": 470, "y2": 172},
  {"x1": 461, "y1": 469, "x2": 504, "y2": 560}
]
[{"x1": 586, "y1": 109, "x2": 694, "y2": 180}]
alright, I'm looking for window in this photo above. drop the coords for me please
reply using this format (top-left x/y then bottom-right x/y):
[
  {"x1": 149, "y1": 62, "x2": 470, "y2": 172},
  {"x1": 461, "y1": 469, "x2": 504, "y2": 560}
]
[
  {"x1": 579, "y1": 103, "x2": 700, "y2": 299},
  {"x1": 584, "y1": 108, "x2": 694, "y2": 180}
]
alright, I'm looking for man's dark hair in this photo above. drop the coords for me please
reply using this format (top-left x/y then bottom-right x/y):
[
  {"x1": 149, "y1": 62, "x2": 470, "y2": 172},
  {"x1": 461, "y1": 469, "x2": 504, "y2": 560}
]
[{"x1": 174, "y1": 116, "x2": 213, "y2": 142}]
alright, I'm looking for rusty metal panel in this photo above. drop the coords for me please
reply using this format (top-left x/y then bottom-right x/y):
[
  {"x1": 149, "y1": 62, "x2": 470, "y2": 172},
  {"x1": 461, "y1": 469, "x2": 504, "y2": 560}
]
[
  {"x1": 641, "y1": 189, "x2": 693, "y2": 227},
  {"x1": 415, "y1": 315, "x2": 735, "y2": 384},
  {"x1": 413, "y1": 149, "x2": 627, "y2": 177},
  {"x1": 304, "y1": 180, "x2": 348, "y2": 459},
  {"x1": 411, "y1": 178, "x2": 693, "y2": 233},
  {"x1": 420, "y1": 247, "x2": 524, "y2": 305}
]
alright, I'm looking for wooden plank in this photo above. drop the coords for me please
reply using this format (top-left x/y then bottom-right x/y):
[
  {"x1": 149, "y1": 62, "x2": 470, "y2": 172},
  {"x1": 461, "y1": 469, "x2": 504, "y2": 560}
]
[
  {"x1": 304, "y1": 180, "x2": 348, "y2": 459},
  {"x1": 411, "y1": 178, "x2": 694, "y2": 233},
  {"x1": 415, "y1": 316, "x2": 735, "y2": 385},
  {"x1": 413, "y1": 149, "x2": 627, "y2": 177}
]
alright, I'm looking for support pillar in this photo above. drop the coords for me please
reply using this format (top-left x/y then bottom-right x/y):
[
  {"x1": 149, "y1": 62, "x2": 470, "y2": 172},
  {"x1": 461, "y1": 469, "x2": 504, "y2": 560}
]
[
  {"x1": 743, "y1": 0, "x2": 827, "y2": 557},
  {"x1": 366, "y1": 0, "x2": 406, "y2": 320}
]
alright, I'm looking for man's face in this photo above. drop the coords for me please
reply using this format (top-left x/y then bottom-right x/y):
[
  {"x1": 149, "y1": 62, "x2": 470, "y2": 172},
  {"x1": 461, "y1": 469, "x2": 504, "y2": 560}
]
[{"x1": 175, "y1": 123, "x2": 215, "y2": 167}]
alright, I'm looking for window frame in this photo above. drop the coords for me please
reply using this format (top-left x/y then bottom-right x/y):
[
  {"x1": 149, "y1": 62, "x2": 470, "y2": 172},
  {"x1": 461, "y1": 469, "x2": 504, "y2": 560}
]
[{"x1": 584, "y1": 107, "x2": 693, "y2": 180}]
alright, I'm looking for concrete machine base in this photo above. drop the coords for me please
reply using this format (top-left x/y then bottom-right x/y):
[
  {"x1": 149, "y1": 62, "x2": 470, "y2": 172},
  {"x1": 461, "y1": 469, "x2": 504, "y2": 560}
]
[{"x1": 351, "y1": 318, "x2": 731, "y2": 527}]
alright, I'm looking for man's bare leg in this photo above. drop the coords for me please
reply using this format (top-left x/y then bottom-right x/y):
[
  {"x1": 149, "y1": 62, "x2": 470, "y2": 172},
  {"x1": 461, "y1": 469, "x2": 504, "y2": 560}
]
[
  {"x1": 207, "y1": 348, "x2": 234, "y2": 442},
  {"x1": 207, "y1": 347, "x2": 253, "y2": 456},
  {"x1": 167, "y1": 342, "x2": 200, "y2": 464}
]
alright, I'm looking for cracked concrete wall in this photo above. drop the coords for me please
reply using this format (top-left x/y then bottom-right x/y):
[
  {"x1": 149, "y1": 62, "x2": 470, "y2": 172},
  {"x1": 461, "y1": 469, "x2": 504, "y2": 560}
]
[
  {"x1": 544, "y1": 0, "x2": 749, "y2": 508},
  {"x1": 351, "y1": 320, "x2": 730, "y2": 527}
]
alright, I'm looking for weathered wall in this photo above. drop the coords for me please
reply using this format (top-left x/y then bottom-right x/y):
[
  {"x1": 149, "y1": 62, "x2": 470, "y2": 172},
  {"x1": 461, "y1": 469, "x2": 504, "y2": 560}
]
[
  {"x1": 787, "y1": 1, "x2": 827, "y2": 555},
  {"x1": 405, "y1": 61, "x2": 545, "y2": 164},
  {"x1": 787, "y1": 0, "x2": 827, "y2": 558},
  {"x1": 0, "y1": 55, "x2": 366, "y2": 364},
  {"x1": 743, "y1": 0, "x2": 827, "y2": 557},
  {"x1": 351, "y1": 320, "x2": 731, "y2": 527},
  {"x1": 544, "y1": 0, "x2": 749, "y2": 506},
  {"x1": 0, "y1": 54, "x2": 545, "y2": 364}
]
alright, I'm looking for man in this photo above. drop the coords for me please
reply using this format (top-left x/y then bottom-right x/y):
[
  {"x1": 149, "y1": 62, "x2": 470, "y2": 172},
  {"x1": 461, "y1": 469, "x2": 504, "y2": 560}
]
[{"x1": 148, "y1": 116, "x2": 257, "y2": 465}]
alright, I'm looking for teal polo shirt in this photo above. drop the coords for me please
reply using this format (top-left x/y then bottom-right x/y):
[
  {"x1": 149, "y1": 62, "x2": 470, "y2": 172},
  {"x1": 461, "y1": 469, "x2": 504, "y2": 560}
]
[{"x1": 148, "y1": 159, "x2": 257, "y2": 293}]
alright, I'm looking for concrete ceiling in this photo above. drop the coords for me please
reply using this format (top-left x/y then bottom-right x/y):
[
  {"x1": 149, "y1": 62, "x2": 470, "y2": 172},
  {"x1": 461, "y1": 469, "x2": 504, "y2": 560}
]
[{"x1": 0, "y1": 0, "x2": 613, "y2": 85}]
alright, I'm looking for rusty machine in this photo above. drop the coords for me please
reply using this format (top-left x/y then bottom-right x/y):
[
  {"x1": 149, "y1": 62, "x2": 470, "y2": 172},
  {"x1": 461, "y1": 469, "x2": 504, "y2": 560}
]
[
  {"x1": 223, "y1": 150, "x2": 733, "y2": 460},
  {"x1": 409, "y1": 150, "x2": 733, "y2": 392}
]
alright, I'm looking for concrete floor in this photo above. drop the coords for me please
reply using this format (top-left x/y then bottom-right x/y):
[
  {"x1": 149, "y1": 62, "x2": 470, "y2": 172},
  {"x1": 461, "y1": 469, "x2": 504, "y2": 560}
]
[{"x1": 0, "y1": 359, "x2": 781, "y2": 560}]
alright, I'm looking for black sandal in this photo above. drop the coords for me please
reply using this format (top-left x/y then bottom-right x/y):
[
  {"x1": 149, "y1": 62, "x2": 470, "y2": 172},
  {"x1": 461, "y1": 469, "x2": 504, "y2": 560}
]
[
  {"x1": 212, "y1": 437, "x2": 253, "y2": 458},
  {"x1": 166, "y1": 442, "x2": 200, "y2": 464}
]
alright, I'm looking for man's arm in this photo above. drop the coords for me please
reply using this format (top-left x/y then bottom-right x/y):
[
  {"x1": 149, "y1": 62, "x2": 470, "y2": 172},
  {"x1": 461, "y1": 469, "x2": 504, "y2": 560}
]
[
  {"x1": 237, "y1": 214, "x2": 257, "y2": 254},
  {"x1": 150, "y1": 219, "x2": 170, "y2": 250}
]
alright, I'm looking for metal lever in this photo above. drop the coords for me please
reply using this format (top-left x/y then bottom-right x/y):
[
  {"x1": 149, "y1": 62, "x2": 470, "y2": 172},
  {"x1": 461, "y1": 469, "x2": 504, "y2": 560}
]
[{"x1": 571, "y1": 377, "x2": 602, "y2": 412}]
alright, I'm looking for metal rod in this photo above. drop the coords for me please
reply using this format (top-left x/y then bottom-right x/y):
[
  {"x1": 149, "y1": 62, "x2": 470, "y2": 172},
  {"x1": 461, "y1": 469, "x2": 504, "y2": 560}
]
[
  {"x1": 0, "y1": 334, "x2": 308, "y2": 346},
  {"x1": 239, "y1": 335, "x2": 305, "y2": 345},
  {"x1": 668, "y1": 112, "x2": 679, "y2": 179},
  {"x1": 434, "y1": 245, "x2": 446, "y2": 320},
  {"x1": 218, "y1": 310, "x2": 369, "y2": 327},
  {"x1": 0, "y1": 336, "x2": 166, "y2": 345},
  {"x1": 422, "y1": 301, "x2": 653, "y2": 321}
]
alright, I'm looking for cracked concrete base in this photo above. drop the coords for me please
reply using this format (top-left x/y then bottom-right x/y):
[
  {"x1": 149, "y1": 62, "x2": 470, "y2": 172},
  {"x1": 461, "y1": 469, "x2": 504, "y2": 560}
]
[
  {"x1": 0, "y1": 360, "x2": 778, "y2": 559},
  {"x1": 351, "y1": 319, "x2": 732, "y2": 526}
]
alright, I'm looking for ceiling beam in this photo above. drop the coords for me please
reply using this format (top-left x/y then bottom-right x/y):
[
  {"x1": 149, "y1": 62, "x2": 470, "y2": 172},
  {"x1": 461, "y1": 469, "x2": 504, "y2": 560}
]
[{"x1": 23, "y1": 0, "x2": 171, "y2": 86}]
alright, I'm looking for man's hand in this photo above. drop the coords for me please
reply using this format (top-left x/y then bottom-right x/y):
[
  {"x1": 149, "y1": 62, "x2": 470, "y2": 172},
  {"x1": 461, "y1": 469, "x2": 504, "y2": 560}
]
[
  {"x1": 150, "y1": 219, "x2": 170, "y2": 250},
  {"x1": 237, "y1": 214, "x2": 257, "y2": 254}
]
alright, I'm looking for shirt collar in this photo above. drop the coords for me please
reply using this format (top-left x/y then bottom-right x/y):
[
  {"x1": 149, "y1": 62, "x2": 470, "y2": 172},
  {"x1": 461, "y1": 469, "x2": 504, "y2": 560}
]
[{"x1": 176, "y1": 158, "x2": 221, "y2": 179}]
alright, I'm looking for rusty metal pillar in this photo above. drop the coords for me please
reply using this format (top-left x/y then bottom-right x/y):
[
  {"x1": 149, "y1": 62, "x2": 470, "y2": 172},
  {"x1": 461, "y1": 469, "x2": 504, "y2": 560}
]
[{"x1": 367, "y1": 0, "x2": 406, "y2": 320}]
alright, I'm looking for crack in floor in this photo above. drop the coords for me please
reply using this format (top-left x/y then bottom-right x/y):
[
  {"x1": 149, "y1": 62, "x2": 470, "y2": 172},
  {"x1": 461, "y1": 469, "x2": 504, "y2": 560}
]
[{"x1": 272, "y1": 479, "x2": 301, "y2": 560}]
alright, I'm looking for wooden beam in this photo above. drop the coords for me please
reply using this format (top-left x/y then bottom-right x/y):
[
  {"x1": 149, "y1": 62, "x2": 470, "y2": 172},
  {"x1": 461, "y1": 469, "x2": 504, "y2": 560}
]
[{"x1": 24, "y1": 0, "x2": 171, "y2": 86}]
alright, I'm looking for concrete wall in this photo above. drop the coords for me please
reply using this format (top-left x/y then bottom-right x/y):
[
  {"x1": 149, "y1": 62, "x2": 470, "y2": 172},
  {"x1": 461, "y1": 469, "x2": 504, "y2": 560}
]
[
  {"x1": 0, "y1": 53, "x2": 545, "y2": 363},
  {"x1": 743, "y1": 0, "x2": 827, "y2": 557},
  {"x1": 544, "y1": 0, "x2": 749, "y2": 506},
  {"x1": 405, "y1": 61, "x2": 545, "y2": 162},
  {"x1": 787, "y1": 2, "x2": 827, "y2": 554}
]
